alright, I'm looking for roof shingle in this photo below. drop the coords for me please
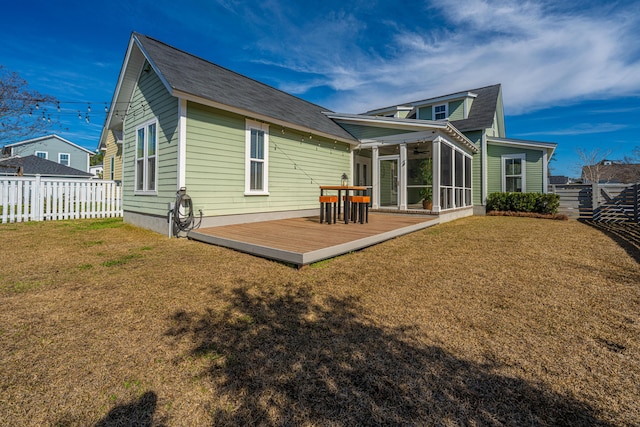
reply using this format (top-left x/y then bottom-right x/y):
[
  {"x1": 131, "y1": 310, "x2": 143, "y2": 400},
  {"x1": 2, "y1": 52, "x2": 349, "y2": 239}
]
[{"x1": 135, "y1": 33, "x2": 356, "y2": 142}]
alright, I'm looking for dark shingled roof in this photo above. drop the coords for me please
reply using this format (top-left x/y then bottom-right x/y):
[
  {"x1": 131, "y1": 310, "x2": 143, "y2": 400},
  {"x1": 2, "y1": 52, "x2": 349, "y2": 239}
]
[
  {"x1": 449, "y1": 84, "x2": 501, "y2": 132},
  {"x1": 0, "y1": 155, "x2": 93, "y2": 177},
  {"x1": 379, "y1": 84, "x2": 501, "y2": 132},
  {"x1": 135, "y1": 33, "x2": 356, "y2": 142}
]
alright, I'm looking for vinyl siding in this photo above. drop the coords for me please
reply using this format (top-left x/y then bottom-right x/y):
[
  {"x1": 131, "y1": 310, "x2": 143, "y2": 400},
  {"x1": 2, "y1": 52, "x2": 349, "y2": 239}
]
[
  {"x1": 448, "y1": 99, "x2": 464, "y2": 121},
  {"x1": 122, "y1": 63, "x2": 179, "y2": 216},
  {"x1": 417, "y1": 106, "x2": 432, "y2": 120},
  {"x1": 103, "y1": 130, "x2": 123, "y2": 181},
  {"x1": 463, "y1": 130, "x2": 483, "y2": 205},
  {"x1": 185, "y1": 103, "x2": 352, "y2": 216},
  {"x1": 486, "y1": 144, "x2": 544, "y2": 194}
]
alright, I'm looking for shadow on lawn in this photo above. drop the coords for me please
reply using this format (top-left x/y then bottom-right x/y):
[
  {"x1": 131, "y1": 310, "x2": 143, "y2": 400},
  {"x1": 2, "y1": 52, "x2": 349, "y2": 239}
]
[
  {"x1": 167, "y1": 287, "x2": 612, "y2": 426},
  {"x1": 582, "y1": 220, "x2": 640, "y2": 264},
  {"x1": 94, "y1": 391, "x2": 161, "y2": 427}
]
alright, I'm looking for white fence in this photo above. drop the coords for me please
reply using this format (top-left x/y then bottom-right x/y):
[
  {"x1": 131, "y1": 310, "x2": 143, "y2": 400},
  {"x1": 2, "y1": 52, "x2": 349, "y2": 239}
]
[{"x1": 0, "y1": 176, "x2": 122, "y2": 224}]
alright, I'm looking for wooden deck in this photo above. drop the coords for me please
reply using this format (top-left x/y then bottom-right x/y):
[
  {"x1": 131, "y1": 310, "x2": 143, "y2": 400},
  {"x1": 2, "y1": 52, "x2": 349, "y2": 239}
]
[{"x1": 188, "y1": 213, "x2": 439, "y2": 266}]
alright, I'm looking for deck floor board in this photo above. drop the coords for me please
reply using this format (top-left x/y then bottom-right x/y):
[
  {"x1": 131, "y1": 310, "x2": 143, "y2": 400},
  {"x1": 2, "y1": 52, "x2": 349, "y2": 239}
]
[{"x1": 189, "y1": 213, "x2": 438, "y2": 265}]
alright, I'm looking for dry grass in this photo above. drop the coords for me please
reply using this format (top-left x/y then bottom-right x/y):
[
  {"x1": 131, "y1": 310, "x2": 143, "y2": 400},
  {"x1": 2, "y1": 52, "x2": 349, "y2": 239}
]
[{"x1": 0, "y1": 216, "x2": 638, "y2": 426}]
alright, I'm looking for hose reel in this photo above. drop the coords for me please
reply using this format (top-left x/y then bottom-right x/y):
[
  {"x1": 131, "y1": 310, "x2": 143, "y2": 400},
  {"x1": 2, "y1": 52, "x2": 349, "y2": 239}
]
[{"x1": 169, "y1": 187, "x2": 202, "y2": 237}]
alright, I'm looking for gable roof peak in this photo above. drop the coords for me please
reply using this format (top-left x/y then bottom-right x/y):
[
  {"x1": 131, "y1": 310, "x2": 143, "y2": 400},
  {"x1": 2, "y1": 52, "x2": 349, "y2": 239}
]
[{"x1": 122, "y1": 33, "x2": 356, "y2": 143}]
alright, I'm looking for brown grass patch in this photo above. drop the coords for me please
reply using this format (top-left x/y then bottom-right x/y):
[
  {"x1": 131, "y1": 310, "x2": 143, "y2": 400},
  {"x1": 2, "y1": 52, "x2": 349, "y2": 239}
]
[{"x1": 0, "y1": 216, "x2": 638, "y2": 426}]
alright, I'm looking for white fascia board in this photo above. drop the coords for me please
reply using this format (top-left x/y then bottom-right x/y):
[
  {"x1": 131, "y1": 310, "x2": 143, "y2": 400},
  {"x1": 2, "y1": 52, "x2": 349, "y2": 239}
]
[
  {"x1": 132, "y1": 34, "x2": 173, "y2": 95},
  {"x1": 324, "y1": 112, "x2": 448, "y2": 130},
  {"x1": 326, "y1": 112, "x2": 477, "y2": 153},
  {"x1": 173, "y1": 90, "x2": 357, "y2": 146},
  {"x1": 487, "y1": 136, "x2": 556, "y2": 156},
  {"x1": 364, "y1": 105, "x2": 414, "y2": 116},
  {"x1": 99, "y1": 34, "x2": 153, "y2": 151},
  {"x1": 358, "y1": 130, "x2": 440, "y2": 146},
  {"x1": 100, "y1": 36, "x2": 138, "y2": 149}
]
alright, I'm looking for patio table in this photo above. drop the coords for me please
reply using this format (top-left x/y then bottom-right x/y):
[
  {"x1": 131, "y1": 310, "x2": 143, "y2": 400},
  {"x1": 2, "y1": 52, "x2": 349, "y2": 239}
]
[{"x1": 319, "y1": 185, "x2": 367, "y2": 224}]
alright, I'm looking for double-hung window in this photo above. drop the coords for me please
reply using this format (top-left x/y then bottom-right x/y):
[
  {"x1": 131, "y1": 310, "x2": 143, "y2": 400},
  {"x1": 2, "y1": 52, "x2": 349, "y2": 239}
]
[
  {"x1": 58, "y1": 153, "x2": 70, "y2": 166},
  {"x1": 135, "y1": 119, "x2": 158, "y2": 193},
  {"x1": 502, "y1": 153, "x2": 526, "y2": 192},
  {"x1": 433, "y1": 104, "x2": 448, "y2": 120},
  {"x1": 245, "y1": 120, "x2": 269, "y2": 195},
  {"x1": 35, "y1": 151, "x2": 48, "y2": 159}
]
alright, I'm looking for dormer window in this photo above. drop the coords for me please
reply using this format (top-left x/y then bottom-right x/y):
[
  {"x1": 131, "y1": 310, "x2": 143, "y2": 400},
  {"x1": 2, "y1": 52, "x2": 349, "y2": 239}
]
[{"x1": 433, "y1": 104, "x2": 448, "y2": 120}]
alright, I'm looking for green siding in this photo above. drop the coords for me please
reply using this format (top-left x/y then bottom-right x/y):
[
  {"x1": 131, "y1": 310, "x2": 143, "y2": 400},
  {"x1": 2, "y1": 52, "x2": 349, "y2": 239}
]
[
  {"x1": 185, "y1": 103, "x2": 352, "y2": 216},
  {"x1": 417, "y1": 106, "x2": 432, "y2": 120},
  {"x1": 122, "y1": 63, "x2": 179, "y2": 216},
  {"x1": 339, "y1": 123, "x2": 413, "y2": 140},
  {"x1": 486, "y1": 144, "x2": 544, "y2": 194},
  {"x1": 463, "y1": 130, "x2": 483, "y2": 205},
  {"x1": 494, "y1": 88, "x2": 506, "y2": 137},
  {"x1": 448, "y1": 99, "x2": 464, "y2": 121}
]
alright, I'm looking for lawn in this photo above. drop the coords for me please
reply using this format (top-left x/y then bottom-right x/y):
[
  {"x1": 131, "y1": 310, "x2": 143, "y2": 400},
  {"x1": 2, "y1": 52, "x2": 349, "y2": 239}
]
[{"x1": 0, "y1": 216, "x2": 638, "y2": 426}]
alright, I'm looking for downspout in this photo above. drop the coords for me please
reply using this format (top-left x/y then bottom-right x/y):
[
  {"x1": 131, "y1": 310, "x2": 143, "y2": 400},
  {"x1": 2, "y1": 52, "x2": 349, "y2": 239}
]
[
  {"x1": 481, "y1": 131, "x2": 487, "y2": 205},
  {"x1": 177, "y1": 98, "x2": 187, "y2": 190}
]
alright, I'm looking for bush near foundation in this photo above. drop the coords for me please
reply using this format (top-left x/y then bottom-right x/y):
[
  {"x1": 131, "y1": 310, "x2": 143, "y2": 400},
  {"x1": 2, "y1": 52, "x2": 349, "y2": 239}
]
[{"x1": 486, "y1": 192, "x2": 560, "y2": 215}]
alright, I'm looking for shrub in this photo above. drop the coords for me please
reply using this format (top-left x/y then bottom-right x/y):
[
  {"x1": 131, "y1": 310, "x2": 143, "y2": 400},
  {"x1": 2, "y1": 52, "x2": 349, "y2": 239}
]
[{"x1": 486, "y1": 192, "x2": 560, "y2": 215}]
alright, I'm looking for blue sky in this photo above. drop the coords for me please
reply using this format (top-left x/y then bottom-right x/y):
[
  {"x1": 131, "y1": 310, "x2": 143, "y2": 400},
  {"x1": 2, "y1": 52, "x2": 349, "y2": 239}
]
[{"x1": 1, "y1": 0, "x2": 639, "y2": 177}]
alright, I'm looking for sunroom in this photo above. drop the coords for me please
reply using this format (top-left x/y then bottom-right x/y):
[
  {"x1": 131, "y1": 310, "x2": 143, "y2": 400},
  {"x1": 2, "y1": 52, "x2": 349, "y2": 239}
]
[{"x1": 326, "y1": 114, "x2": 478, "y2": 214}]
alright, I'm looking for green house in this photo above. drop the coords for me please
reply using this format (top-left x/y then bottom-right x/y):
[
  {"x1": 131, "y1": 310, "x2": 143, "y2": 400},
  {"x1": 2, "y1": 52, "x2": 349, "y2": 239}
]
[{"x1": 100, "y1": 33, "x2": 556, "y2": 234}]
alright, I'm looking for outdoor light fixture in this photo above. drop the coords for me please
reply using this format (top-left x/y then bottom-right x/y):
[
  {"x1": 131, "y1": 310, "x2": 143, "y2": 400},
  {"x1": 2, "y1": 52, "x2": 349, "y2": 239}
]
[{"x1": 341, "y1": 173, "x2": 348, "y2": 187}]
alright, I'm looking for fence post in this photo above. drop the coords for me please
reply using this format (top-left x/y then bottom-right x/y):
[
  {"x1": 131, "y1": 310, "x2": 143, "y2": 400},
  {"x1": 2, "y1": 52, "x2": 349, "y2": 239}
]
[
  {"x1": 591, "y1": 182, "x2": 600, "y2": 218},
  {"x1": 635, "y1": 183, "x2": 639, "y2": 224}
]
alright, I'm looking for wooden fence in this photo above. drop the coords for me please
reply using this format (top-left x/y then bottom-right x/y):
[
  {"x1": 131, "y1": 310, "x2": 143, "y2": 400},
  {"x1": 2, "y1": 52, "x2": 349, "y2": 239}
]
[
  {"x1": 0, "y1": 176, "x2": 122, "y2": 224},
  {"x1": 549, "y1": 183, "x2": 639, "y2": 223}
]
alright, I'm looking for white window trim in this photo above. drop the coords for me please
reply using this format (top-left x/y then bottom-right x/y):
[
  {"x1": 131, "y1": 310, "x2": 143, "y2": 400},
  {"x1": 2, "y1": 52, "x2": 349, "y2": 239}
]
[
  {"x1": 244, "y1": 119, "x2": 269, "y2": 196},
  {"x1": 58, "y1": 153, "x2": 70, "y2": 166},
  {"x1": 134, "y1": 118, "x2": 159, "y2": 195},
  {"x1": 35, "y1": 151, "x2": 48, "y2": 159},
  {"x1": 433, "y1": 104, "x2": 448, "y2": 120},
  {"x1": 110, "y1": 155, "x2": 115, "y2": 181},
  {"x1": 501, "y1": 153, "x2": 526, "y2": 192}
]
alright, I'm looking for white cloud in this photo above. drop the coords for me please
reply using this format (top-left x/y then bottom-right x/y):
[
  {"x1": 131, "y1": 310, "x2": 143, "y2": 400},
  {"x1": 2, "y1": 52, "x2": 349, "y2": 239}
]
[
  {"x1": 250, "y1": 0, "x2": 640, "y2": 115},
  {"x1": 516, "y1": 122, "x2": 630, "y2": 136}
]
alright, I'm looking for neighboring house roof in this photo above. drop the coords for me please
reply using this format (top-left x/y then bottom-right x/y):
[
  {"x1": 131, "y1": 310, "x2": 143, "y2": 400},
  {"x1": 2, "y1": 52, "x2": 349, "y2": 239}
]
[
  {"x1": 100, "y1": 33, "x2": 357, "y2": 149},
  {"x1": 5, "y1": 134, "x2": 95, "y2": 155},
  {"x1": 581, "y1": 161, "x2": 640, "y2": 184},
  {"x1": 0, "y1": 155, "x2": 93, "y2": 178},
  {"x1": 549, "y1": 175, "x2": 571, "y2": 185}
]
